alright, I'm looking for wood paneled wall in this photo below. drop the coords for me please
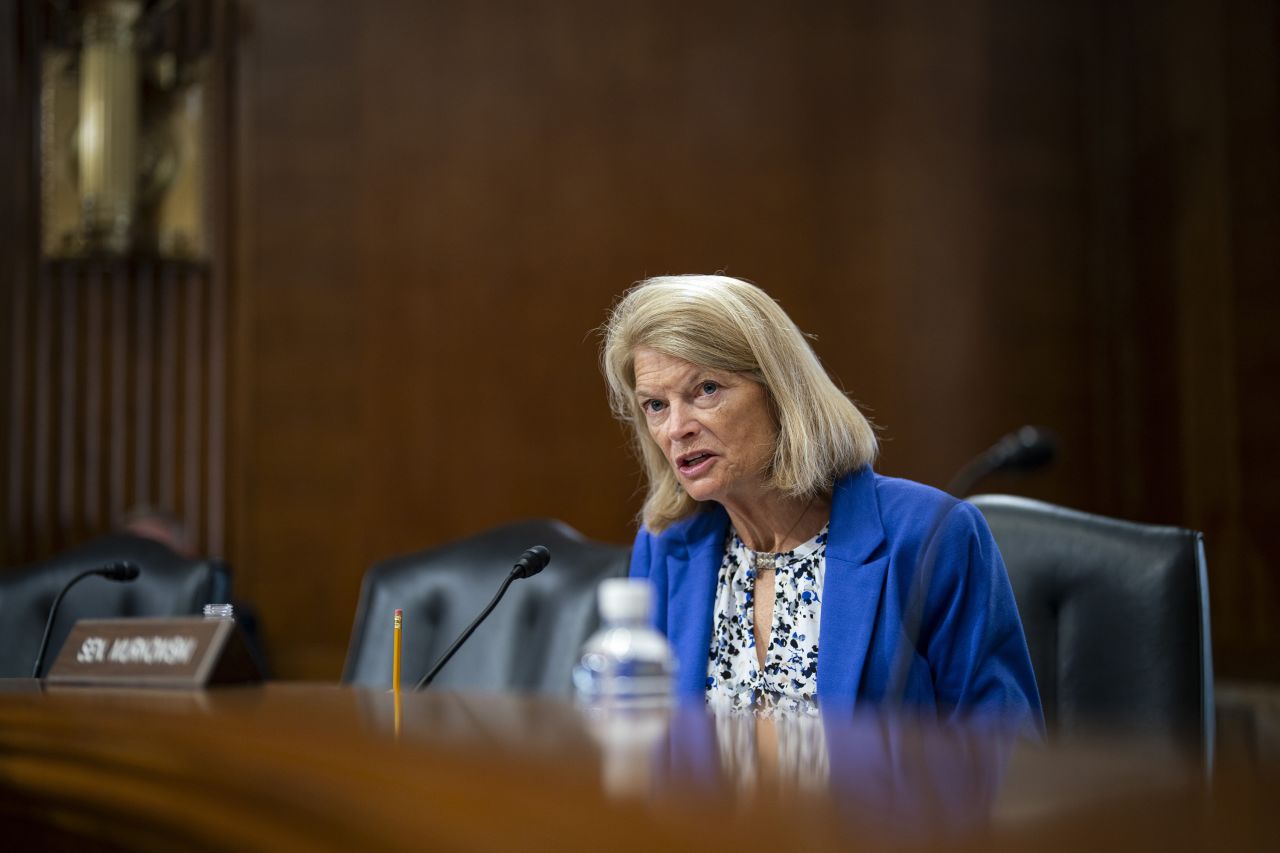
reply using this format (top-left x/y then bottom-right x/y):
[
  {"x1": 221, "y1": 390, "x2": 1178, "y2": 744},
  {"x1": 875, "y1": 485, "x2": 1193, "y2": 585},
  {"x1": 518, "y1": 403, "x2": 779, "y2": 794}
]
[
  {"x1": 5, "y1": 0, "x2": 1276, "y2": 682},
  {"x1": 5, "y1": 260, "x2": 225, "y2": 558},
  {"x1": 229, "y1": 0, "x2": 1278, "y2": 680},
  {"x1": 2, "y1": 0, "x2": 231, "y2": 564}
]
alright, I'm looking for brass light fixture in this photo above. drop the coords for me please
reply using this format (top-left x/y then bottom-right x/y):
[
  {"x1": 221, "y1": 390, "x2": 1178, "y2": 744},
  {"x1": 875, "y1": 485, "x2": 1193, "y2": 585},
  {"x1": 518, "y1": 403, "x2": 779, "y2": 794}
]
[
  {"x1": 78, "y1": 0, "x2": 142, "y2": 254},
  {"x1": 41, "y1": 0, "x2": 209, "y2": 258}
]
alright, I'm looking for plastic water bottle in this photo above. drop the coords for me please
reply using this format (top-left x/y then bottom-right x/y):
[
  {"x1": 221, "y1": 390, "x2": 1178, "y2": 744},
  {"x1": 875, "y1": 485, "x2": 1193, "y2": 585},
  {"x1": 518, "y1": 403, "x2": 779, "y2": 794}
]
[{"x1": 573, "y1": 578, "x2": 677, "y2": 707}]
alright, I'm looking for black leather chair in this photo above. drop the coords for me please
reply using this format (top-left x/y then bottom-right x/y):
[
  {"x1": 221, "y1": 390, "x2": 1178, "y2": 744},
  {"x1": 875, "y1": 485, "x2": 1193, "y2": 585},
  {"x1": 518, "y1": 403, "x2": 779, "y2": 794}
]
[
  {"x1": 0, "y1": 534, "x2": 232, "y2": 678},
  {"x1": 344, "y1": 519, "x2": 630, "y2": 693},
  {"x1": 970, "y1": 494, "x2": 1214, "y2": 762}
]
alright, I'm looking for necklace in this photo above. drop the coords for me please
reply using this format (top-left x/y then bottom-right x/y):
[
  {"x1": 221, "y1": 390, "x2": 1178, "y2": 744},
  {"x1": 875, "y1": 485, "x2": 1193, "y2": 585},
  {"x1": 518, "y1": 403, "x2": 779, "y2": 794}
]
[{"x1": 753, "y1": 494, "x2": 817, "y2": 573}]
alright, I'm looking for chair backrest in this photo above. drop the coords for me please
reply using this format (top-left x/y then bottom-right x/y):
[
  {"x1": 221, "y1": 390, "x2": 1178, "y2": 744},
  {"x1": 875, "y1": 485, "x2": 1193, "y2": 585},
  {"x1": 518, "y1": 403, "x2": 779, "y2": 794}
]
[
  {"x1": 970, "y1": 494, "x2": 1214, "y2": 760},
  {"x1": 343, "y1": 519, "x2": 630, "y2": 693},
  {"x1": 0, "y1": 534, "x2": 231, "y2": 677}
]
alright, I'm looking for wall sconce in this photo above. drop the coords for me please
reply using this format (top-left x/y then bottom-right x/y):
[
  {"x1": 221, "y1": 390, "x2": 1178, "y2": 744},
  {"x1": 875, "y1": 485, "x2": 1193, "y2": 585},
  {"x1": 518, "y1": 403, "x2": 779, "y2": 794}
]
[
  {"x1": 79, "y1": 0, "x2": 142, "y2": 253},
  {"x1": 41, "y1": 0, "x2": 210, "y2": 259}
]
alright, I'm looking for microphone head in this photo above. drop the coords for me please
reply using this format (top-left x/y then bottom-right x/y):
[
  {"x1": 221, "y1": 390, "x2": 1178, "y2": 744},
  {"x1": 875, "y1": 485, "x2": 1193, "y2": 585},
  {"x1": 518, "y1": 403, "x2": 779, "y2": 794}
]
[
  {"x1": 512, "y1": 545, "x2": 551, "y2": 579},
  {"x1": 98, "y1": 562, "x2": 141, "y2": 582},
  {"x1": 989, "y1": 425, "x2": 1057, "y2": 473}
]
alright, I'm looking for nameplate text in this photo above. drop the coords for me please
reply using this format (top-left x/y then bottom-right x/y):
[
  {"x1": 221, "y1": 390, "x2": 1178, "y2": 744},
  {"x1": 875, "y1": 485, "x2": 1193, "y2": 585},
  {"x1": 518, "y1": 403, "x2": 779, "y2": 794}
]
[{"x1": 47, "y1": 617, "x2": 260, "y2": 688}]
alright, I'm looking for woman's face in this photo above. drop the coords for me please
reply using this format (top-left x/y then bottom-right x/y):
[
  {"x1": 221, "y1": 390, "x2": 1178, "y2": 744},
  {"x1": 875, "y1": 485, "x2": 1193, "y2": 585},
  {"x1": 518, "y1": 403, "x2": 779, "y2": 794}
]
[{"x1": 632, "y1": 347, "x2": 777, "y2": 510}]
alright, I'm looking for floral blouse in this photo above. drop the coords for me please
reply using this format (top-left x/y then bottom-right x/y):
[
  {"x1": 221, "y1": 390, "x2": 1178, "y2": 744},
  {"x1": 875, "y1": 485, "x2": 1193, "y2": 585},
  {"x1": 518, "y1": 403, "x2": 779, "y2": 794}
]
[{"x1": 706, "y1": 523, "x2": 829, "y2": 711}]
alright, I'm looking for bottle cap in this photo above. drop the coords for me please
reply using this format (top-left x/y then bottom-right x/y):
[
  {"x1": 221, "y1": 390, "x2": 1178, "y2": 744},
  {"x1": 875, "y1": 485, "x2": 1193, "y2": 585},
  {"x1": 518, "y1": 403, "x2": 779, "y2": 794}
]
[
  {"x1": 203, "y1": 603, "x2": 234, "y2": 619},
  {"x1": 598, "y1": 578, "x2": 652, "y2": 622}
]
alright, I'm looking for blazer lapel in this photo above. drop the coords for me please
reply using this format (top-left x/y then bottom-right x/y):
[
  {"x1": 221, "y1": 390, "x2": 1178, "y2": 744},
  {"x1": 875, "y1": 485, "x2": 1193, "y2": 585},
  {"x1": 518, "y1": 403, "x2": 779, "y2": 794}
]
[
  {"x1": 817, "y1": 467, "x2": 889, "y2": 704},
  {"x1": 667, "y1": 508, "x2": 728, "y2": 697}
]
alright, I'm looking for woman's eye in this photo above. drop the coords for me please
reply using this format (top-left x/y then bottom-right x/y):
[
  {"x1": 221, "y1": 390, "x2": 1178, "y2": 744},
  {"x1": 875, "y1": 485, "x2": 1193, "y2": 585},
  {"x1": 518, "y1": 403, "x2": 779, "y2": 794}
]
[
  {"x1": 642, "y1": 399, "x2": 665, "y2": 414},
  {"x1": 699, "y1": 381, "x2": 719, "y2": 396}
]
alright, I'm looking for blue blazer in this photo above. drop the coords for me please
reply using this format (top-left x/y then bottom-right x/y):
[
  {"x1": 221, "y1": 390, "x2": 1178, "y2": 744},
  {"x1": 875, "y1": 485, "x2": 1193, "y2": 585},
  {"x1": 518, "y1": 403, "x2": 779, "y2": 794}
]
[{"x1": 629, "y1": 466, "x2": 1043, "y2": 729}]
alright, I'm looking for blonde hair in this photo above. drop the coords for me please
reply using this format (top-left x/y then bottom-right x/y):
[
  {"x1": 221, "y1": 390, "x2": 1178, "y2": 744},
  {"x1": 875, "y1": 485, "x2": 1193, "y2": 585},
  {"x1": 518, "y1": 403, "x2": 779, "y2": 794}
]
[{"x1": 601, "y1": 275, "x2": 878, "y2": 532}]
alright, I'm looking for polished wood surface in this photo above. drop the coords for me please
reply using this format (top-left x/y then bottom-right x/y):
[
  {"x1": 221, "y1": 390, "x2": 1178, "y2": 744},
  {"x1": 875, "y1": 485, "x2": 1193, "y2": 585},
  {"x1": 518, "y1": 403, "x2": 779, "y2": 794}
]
[{"x1": 0, "y1": 683, "x2": 1274, "y2": 851}]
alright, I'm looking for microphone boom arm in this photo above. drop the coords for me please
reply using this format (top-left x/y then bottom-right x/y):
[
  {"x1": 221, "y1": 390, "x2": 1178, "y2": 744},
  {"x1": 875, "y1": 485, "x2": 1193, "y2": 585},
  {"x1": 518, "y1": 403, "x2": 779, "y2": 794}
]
[
  {"x1": 413, "y1": 545, "x2": 551, "y2": 691},
  {"x1": 32, "y1": 562, "x2": 141, "y2": 678},
  {"x1": 413, "y1": 572, "x2": 518, "y2": 691}
]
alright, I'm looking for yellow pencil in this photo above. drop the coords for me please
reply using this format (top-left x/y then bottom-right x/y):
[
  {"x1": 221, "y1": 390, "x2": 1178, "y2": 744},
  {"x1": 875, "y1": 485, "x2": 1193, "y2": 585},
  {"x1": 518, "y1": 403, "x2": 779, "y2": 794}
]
[
  {"x1": 393, "y1": 681, "x2": 402, "y2": 738},
  {"x1": 392, "y1": 608, "x2": 403, "y2": 691}
]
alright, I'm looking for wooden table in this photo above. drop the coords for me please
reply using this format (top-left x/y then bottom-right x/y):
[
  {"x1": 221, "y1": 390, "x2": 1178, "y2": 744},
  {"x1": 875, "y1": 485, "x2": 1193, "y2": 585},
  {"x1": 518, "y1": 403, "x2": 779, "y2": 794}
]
[{"x1": 0, "y1": 683, "x2": 1274, "y2": 851}]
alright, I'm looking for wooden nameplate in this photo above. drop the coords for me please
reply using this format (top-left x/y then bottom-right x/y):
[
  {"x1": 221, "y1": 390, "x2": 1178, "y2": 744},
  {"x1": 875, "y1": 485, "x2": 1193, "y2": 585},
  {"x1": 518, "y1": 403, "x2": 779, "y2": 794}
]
[{"x1": 46, "y1": 617, "x2": 262, "y2": 688}]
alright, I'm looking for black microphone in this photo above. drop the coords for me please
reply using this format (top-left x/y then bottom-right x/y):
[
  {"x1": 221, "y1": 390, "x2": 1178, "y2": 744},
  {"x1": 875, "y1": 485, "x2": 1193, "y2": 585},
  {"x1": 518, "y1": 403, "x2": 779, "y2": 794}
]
[
  {"x1": 99, "y1": 563, "x2": 141, "y2": 582},
  {"x1": 945, "y1": 425, "x2": 1057, "y2": 498},
  {"x1": 32, "y1": 561, "x2": 142, "y2": 678},
  {"x1": 512, "y1": 545, "x2": 551, "y2": 579},
  {"x1": 888, "y1": 426, "x2": 1057, "y2": 706},
  {"x1": 413, "y1": 545, "x2": 551, "y2": 690}
]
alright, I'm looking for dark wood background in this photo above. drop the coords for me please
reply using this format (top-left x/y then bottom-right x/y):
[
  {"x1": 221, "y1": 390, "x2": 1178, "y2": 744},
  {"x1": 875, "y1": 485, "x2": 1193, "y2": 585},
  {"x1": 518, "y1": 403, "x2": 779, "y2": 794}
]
[{"x1": 4, "y1": 0, "x2": 1277, "y2": 682}]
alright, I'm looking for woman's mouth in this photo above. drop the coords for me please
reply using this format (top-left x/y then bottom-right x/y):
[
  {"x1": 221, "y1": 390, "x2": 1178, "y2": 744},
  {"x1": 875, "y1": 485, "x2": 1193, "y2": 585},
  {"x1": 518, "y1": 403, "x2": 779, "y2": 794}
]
[{"x1": 677, "y1": 452, "x2": 716, "y2": 476}]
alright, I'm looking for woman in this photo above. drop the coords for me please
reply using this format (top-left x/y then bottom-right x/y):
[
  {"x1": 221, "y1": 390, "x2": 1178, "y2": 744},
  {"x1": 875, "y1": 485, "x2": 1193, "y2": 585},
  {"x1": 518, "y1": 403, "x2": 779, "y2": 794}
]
[{"x1": 601, "y1": 275, "x2": 1042, "y2": 727}]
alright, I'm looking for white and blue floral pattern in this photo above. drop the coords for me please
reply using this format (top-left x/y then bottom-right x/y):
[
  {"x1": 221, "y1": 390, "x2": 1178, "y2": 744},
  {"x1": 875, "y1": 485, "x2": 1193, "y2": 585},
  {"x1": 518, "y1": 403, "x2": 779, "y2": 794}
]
[{"x1": 706, "y1": 524, "x2": 828, "y2": 711}]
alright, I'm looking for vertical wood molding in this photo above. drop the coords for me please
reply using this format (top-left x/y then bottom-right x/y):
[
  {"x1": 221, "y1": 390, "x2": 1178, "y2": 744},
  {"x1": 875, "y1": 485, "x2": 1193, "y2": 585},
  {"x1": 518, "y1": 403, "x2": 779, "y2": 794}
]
[
  {"x1": 133, "y1": 262, "x2": 155, "y2": 509},
  {"x1": 1083, "y1": 0, "x2": 1136, "y2": 520},
  {"x1": 158, "y1": 265, "x2": 179, "y2": 513},
  {"x1": 57, "y1": 264, "x2": 78, "y2": 534},
  {"x1": 207, "y1": 261, "x2": 227, "y2": 556},
  {"x1": 5, "y1": 260, "x2": 222, "y2": 563},
  {"x1": 6, "y1": 263, "x2": 31, "y2": 554},
  {"x1": 183, "y1": 265, "x2": 205, "y2": 548},
  {"x1": 205, "y1": 0, "x2": 232, "y2": 557},
  {"x1": 1166, "y1": 0, "x2": 1250, "y2": 654},
  {"x1": 83, "y1": 263, "x2": 104, "y2": 532},
  {"x1": 108, "y1": 262, "x2": 129, "y2": 525},
  {"x1": 32, "y1": 263, "x2": 53, "y2": 554}
]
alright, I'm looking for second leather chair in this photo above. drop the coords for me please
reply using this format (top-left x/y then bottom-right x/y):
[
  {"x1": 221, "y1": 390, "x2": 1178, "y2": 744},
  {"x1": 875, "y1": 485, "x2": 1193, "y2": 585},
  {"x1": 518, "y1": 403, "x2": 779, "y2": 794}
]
[
  {"x1": 970, "y1": 494, "x2": 1214, "y2": 764},
  {"x1": 343, "y1": 519, "x2": 630, "y2": 693}
]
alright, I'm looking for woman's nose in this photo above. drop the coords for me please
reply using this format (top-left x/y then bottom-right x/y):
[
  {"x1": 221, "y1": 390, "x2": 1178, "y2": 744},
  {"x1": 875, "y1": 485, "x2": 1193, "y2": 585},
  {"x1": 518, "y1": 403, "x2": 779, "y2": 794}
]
[{"x1": 666, "y1": 401, "x2": 700, "y2": 440}]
